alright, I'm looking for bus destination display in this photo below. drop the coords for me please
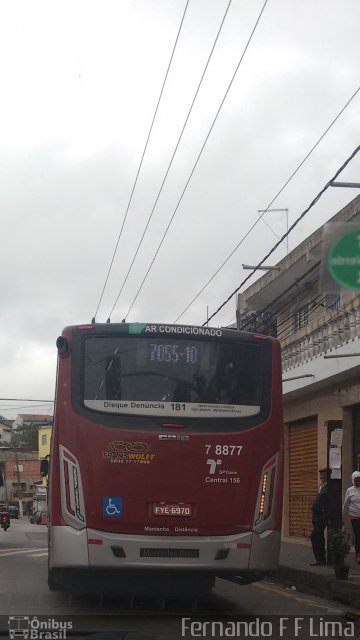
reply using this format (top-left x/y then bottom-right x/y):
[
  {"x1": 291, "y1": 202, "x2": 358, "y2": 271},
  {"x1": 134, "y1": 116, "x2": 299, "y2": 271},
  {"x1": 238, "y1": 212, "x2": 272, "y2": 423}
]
[{"x1": 149, "y1": 343, "x2": 198, "y2": 364}]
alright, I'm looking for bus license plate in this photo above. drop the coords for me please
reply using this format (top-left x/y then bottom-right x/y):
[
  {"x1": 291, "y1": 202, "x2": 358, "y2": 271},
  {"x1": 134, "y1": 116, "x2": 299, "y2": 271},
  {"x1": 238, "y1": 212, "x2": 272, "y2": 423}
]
[{"x1": 152, "y1": 503, "x2": 192, "y2": 517}]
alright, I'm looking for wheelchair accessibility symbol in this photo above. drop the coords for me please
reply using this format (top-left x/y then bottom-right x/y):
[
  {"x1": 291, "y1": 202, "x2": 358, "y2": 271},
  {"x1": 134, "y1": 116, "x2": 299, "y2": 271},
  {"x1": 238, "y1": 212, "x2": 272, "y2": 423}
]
[{"x1": 103, "y1": 496, "x2": 123, "y2": 517}]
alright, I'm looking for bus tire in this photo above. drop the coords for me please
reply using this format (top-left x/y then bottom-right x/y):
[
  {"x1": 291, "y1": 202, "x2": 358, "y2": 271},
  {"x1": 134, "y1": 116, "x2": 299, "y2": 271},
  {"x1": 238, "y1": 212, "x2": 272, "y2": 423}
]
[{"x1": 48, "y1": 569, "x2": 58, "y2": 591}]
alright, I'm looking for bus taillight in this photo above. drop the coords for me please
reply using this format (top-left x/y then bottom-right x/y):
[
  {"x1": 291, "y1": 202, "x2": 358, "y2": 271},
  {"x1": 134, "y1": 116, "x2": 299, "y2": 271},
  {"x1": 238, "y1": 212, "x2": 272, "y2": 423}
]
[
  {"x1": 59, "y1": 445, "x2": 86, "y2": 529},
  {"x1": 258, "y1": 473, "x2": 268, "y2": 519},
  {"x1": 254, "y1": 455, "x2": 278, "y2": 528},
  {"x1": 63, "y1": 460, "x2": 75, "y2": 517},
  {"x1": 263, "y1": 468, "x2": 276, "y2": 520}
]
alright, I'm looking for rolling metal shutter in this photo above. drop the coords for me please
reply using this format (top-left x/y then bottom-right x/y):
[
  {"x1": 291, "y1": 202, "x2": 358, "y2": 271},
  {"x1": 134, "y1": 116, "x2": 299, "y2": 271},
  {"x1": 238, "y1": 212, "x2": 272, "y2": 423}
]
[{"x1": 289, "y1": 418, "x2": 318, "y2": 538}]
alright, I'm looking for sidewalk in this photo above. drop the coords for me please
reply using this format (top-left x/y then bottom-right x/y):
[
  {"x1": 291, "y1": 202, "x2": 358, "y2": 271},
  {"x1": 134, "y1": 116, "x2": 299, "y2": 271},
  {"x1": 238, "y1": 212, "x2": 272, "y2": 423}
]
[{"x1": 274, "y1": 538, "x2": 360, "y2": 610}]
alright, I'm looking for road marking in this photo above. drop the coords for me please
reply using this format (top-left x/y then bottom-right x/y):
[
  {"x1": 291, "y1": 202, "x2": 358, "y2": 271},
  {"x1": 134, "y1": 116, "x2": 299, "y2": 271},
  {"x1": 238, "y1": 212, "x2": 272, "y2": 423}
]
[
  {"x1": 28, "y1": 552, "x2": 48, "y2": 557},
  {"x1": 0, "y1": 548, "x2": 47, "y2": 557},
  {"x1": 291, "y1": 597, "x2": 341, "y2": 613},
  {"x1": 0, "y1": 547, "x2": 34, "y2": 553},
  {"x1": 256, "y1": 581, "x2": 343, "y2": 613},
  {"x1": 254, "y1": 582, "x2": 295, "y2": 598}
]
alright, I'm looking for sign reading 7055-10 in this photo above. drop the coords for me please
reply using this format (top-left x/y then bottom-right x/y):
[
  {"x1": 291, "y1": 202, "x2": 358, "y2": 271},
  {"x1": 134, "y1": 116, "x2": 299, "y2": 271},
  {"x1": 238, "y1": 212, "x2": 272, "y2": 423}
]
[{"x1": 328, "y1": 228, "x2": 360, "y2": 289}]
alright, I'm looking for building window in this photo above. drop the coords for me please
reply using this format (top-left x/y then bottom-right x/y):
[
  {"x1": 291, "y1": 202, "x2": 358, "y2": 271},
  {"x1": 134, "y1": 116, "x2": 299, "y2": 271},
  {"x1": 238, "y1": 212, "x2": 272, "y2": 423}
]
[
  {"x1": 325, "y1": 293, "x2": 340, "y2": 310},
  {"x1": 41, "y1": 434, "x2": 47, "y2": 446},
  {"x1": 293, "y1": 303, "x2": 310, "y2": 332},
  {"x1": 14, "y1": 464, "x2": 24, "y2": 472}
]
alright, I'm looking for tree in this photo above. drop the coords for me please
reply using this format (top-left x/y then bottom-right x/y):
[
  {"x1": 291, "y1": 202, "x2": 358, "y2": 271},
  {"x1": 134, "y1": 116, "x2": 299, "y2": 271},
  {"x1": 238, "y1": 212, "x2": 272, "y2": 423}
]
[{"x1": 11, "y1": 422, "x2": 39, "y2": 452}]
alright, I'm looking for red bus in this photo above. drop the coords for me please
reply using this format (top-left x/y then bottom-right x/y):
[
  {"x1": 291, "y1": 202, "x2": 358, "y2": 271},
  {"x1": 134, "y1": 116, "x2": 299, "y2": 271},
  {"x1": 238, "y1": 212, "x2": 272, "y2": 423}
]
[{"x1": 47, "y1": 322, "x2": 283, "y2": 595}]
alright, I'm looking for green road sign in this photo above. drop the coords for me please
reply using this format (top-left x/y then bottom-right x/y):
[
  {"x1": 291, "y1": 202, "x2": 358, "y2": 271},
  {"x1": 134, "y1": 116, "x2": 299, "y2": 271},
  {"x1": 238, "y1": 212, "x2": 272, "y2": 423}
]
[{"x1": 328, "y1": 228, "x2": 360, "y2": 289}]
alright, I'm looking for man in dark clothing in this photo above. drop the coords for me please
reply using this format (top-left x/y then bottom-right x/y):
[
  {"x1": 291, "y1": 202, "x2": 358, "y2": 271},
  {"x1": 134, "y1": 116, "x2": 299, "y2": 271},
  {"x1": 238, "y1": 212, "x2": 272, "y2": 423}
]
[{"x1": 310, "y1": 468, "x2": 331, "y2": 565}]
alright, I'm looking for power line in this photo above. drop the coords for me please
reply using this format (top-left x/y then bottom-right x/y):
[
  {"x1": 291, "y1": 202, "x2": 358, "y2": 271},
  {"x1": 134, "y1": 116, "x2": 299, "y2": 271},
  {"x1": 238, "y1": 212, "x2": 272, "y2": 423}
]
[
  {"x1": 92, "y1": 0, "x2": 191, "y2": 322},
  {"x1": 205, "y1": 144, "x2": 360, "y2": 325},
  {"x1": 0, "y1": 398, "x2": 53, "y2": 403},
  {"x1": 0, "y1": 403, "x2": 54, "y2": 412},
  {"x1": 106, "y1": 0, "x2": 233, "y2": 321},
  {"x1": 239, "y1": 286, "x2": 322, "y2": 339},
  {"x1": 120, "y1": 0, "x2": 270, "y2": 322},
  {"x1": 277, "y1": 293, "x2": 360, "y2": 347},
  {"x1": 276, "y1": 294, "x2": 326, "y2": 340},
  {"x1": 174, "y1": 85, "x2": 360, "y2": 323},
  {"x1": 239, "y1": 260, "x2": 321, "y2": 330},
  {"x1": 237, "y1": 252, "x2": 358, "y2": 339},
  {"x1": 224, "y1": 316, "x2": 237, "y2": 327},
  {"x1": 277, "y1": 292, "x2": 360, "y2": 342}
]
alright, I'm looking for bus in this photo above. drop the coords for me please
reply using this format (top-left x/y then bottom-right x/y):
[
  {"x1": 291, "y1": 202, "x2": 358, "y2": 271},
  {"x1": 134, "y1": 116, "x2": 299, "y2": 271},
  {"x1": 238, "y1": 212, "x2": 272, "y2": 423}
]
[{"x1": 47, "y1": 322, "x2": 283, "y2": 595}]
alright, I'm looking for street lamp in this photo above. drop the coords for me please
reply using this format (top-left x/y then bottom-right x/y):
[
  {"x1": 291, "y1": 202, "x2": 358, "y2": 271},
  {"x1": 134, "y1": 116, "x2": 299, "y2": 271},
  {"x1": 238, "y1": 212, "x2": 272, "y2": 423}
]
[{"x1": 242, "y1": 264, "x2": 281, "y2": 271}]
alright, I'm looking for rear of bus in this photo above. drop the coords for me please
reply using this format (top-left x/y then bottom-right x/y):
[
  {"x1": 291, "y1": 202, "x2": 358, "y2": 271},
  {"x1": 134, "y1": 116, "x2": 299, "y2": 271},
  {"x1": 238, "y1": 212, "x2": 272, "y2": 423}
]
[{"x1": 48, "y1": 322, "x2": 283, "y2": 594}]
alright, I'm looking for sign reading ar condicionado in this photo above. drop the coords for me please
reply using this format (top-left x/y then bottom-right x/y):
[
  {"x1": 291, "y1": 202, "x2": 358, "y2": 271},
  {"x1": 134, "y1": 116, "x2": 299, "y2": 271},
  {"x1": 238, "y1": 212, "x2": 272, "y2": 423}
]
[{"x1": 328, "y1": 228, "x2": 360, "y2": 290}]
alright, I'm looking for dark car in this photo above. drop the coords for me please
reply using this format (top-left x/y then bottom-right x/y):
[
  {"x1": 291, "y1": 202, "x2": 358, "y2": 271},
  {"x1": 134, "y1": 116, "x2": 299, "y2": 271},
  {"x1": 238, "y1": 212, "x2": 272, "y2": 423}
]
[{"x1": 8, "y1": 506, "x2": 19, "y2": 519}]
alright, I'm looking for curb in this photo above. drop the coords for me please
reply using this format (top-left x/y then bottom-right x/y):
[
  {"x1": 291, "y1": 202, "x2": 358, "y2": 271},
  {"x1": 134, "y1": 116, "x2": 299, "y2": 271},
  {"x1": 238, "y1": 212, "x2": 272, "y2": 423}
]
[{"x1": 272, "y1": 566, "x2": 360, "y2": 609}]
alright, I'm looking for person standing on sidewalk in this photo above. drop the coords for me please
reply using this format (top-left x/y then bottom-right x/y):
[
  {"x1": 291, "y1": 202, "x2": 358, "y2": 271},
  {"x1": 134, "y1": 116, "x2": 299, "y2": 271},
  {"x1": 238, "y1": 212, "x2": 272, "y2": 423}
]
[
  {"x1": 342, "y1": 471, "x2": 360, "y2": 563},
  {"x1": 310, "y1": 468, "x2": 331, "y2": 566}
]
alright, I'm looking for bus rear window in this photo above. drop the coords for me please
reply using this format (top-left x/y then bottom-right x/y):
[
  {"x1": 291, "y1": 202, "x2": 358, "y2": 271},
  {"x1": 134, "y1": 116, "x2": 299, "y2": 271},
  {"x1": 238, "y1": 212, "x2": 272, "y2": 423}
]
[{"x1": 83, "y1": 336, "x2": 264, "y2": 419}]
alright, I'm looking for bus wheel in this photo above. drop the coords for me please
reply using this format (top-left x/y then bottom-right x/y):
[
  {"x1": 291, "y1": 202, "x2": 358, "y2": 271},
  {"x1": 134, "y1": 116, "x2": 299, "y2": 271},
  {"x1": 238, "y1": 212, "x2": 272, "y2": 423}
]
[{"x1": 48, "y1": 568, "x2": 62, "y2": 591}]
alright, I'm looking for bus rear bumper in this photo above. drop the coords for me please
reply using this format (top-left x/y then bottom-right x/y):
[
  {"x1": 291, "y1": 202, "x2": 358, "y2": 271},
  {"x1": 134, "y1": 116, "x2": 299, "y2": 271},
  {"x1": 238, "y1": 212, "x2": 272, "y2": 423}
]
[
  {"x1": 48, "y1": 566, "x2": 220, "y2": 595},
  {"x1": 48, "y1": 526, "x2": 279, "y2": 593}
]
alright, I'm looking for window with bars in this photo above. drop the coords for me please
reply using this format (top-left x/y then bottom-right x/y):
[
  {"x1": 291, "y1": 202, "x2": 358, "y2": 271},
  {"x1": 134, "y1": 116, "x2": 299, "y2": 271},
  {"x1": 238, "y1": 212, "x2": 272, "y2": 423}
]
[
  {"x1": 325, "y1": 293, "x2": 340, "y2": 310},
  {"x1": 293, "y1": 302, "x2": 310, "y2": 332}
]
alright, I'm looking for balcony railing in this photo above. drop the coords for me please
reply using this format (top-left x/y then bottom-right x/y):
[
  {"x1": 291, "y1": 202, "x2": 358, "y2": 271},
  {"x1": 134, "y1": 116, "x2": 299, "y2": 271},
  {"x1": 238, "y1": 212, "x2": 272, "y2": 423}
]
[{"x1": 281, "y1": 304, "x2": 360, "y2": 372}]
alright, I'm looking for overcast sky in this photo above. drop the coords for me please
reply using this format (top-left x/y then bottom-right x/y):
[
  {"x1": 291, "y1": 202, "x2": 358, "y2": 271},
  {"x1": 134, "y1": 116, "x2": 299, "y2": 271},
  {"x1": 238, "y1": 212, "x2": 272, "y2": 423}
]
[{"x1": 0, "y1": 0, "x2": 359, "y2": 419}]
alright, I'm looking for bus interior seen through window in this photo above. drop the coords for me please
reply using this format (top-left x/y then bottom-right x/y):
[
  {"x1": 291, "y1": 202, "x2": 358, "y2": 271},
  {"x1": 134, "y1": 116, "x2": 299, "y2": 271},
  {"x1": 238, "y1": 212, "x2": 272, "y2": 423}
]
[{"x1": 83, "y1": 336, "x2": 263, "y2": 408}]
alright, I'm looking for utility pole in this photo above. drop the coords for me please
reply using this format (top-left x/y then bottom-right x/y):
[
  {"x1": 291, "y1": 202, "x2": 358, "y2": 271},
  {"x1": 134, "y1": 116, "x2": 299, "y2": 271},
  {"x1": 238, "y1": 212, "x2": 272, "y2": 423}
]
[{"x1": 13, "y1": 445, "x2": 24, "y2": 517}]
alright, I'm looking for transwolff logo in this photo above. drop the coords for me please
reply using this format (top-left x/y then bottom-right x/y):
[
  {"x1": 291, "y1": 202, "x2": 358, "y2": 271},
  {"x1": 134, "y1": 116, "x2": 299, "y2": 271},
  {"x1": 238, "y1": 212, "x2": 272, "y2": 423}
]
[
  {"x1": 102, "y1": 440, "x2": 156, "y2": 463},
  {"x1": 8, "y1": 616, "x2": 72, "y2": 640}
]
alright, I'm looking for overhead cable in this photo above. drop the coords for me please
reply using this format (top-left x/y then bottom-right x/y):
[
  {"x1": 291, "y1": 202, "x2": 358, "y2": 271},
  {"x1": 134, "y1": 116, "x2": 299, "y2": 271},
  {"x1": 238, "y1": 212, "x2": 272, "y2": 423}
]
[
  {"x1": 119, "y1": 0, "x2": 270, "y2": 323},
  {"x1": 106, "y1": 0, "x2": 233, "y2": 321},
  {"x1": 277, "y1": 293, "x2": 360, "y2": 343},
  {"x1": 276, "y1": 295, "x2": 326, "y2": 340},
  {"x1": 277, "y1": 292, "x2": 360, "y2": 341},
  {"x1": 0, "y1": 403, "x2": 54, "y2": 412},
  {"x1": 92, "y1": 0, "x2": 191, "y2": 322},
  {"x1": 174, "y1": 85, "x2": 360, "y2": 323},
  {"x1": 239, "y1": 287, "x2": 323, "y2": 339},
  {"x1": 205, "y1": 143, "x2": 360, "y2": 325},
  {"x1": 239, "y1": 260, "x2": 321, "y2": 330},
  {"x1": 0, "y1": 398, "x2": 53, "y2": 403}
]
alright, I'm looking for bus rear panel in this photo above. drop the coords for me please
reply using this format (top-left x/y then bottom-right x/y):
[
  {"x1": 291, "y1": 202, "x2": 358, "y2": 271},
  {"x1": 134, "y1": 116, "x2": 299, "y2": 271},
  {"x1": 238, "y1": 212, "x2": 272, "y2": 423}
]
[{"x1": 48, "y1": 323, "x2": 283, "y2": 594}]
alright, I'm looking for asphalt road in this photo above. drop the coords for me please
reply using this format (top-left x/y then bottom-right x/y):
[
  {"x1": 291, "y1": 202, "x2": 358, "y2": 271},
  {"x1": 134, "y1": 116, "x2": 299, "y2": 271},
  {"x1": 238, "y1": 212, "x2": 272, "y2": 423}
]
[{"x1": 1, "y1": 520, "x2": 359, "y2": 639}]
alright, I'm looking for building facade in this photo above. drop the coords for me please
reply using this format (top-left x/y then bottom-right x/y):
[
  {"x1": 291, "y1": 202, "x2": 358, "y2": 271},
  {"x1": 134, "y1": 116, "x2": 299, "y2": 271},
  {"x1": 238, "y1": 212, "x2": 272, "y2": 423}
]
[
  {"x1": 0, "y1": 451, "x2": 41, "y2": 512},
  {"x1": 38, "y1": 425, "x2": 52, "y2": 496},
  {"x1": 14, "y1": 414, "x2": 53, "y2": 429},
  {"x1": 38, "y1": 425, "x2": 52, "y2": 461},
  {"x1": 0, "y1": 420, "x2": 12, "y2": 446},
  {"x1": 237, "y1": 194, "x2": 360, "y2": 539}
]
